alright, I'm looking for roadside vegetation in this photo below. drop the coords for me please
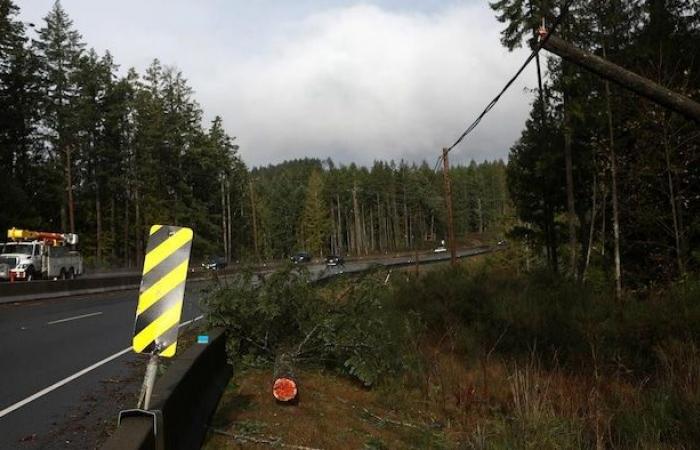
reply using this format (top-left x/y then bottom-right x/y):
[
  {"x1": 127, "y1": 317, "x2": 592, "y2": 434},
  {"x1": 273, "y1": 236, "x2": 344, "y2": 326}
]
[{"x1": 203, "y1": 252, "x2": 700, "y2": 449}]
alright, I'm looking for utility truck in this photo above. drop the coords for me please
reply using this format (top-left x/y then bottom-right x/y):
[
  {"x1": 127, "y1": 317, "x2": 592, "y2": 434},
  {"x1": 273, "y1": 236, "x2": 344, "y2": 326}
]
[{"x1": 0, "y1": 228, "x2": 83, "y2": 281}]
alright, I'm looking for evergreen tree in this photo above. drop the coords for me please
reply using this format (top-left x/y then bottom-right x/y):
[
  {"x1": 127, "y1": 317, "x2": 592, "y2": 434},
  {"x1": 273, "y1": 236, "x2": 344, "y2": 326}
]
[
  {"x1": 33, "y1": 0, "x2": 85, "y2": 232},
  {"x1": 299, "y1": 170, "x2": 329, "y2": 256}
]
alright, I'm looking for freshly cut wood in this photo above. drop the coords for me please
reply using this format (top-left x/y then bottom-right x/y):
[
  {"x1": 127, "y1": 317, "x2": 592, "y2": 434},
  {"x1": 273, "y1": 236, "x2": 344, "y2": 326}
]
[
  {"x1": 273, "y1": 353, "x2": 298, "y2": 403},
  {"x1": 273, "y1": 378, "x2": 298, "y2": 402}
]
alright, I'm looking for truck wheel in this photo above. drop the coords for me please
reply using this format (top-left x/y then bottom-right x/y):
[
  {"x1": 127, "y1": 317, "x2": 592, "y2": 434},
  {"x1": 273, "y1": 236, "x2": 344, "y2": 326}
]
[
  {"x1": 68, "y1": 268, "x2": 75, "y2": 279},
  {"x1": 60, "y1": 269, "x2": 67, "y2": 280}
]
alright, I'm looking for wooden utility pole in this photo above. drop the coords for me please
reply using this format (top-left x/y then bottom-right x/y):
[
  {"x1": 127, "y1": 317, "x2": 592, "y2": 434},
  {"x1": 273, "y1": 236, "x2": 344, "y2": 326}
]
[
  {"x1": 249, "y1": 179, "x2": 259, "y2": 261},
  {"x1": 442, "y1": 148, "x2": 457, "y2": 266},
  {"x1": 539, "y1": 33, "x2": 700, "y2": 123}
]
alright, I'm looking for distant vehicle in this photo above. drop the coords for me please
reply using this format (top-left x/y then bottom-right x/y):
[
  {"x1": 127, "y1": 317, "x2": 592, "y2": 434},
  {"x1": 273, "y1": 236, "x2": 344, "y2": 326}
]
[
  {"x1": 325, "y1": 255, "x2": 344, "y2": 267},
  {"x1": 497, "y1": 240, "x2": 508, "y2": 246},
  {"x1": 290, "y1": 252, "x2": 312, "y2": 264},
  {"x1": 1, "y1": 228, "x2": 83, "y2": 281},
  {"x1": 202, "y1": 256, "x2": 227, "y2": 271},
  {"x1": 434, "y1": 246, "x2": 447, "y2": 253}
]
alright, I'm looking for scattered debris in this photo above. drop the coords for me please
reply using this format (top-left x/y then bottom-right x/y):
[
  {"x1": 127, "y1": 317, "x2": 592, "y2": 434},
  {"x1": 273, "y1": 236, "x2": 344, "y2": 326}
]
[{"x1": 210, "y1": 427, "x2": 324, "y2": 450}]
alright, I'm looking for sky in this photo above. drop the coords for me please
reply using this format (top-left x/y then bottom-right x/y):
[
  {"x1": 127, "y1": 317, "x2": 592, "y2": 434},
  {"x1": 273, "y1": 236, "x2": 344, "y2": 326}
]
[{"x1": 19, "y1": 0, "x2": 538, "y2": 168}]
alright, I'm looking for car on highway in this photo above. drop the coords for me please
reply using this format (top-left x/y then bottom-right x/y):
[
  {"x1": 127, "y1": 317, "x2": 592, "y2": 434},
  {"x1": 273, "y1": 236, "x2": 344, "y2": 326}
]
[
  {"x1": 290, "y1": 251, "x2": 312, "y2": 264},
  {"x1": 202, "y1": 256, "x2": 227, "y2": 271},
  {"x1": 325, "y1": 254, "x2": 344, "y2": 267}
]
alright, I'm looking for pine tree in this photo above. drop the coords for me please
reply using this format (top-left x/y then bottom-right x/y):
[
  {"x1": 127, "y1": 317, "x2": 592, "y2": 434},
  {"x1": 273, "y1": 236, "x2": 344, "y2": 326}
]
[
  {"x1": 33, "y1": 0, "x2": 85, "y2": 233},
  {"x1": 299, "y1": 170, "x2": 330, "y2": 256},
  {"x1": 0, "y1": 0, "x2": 41, "y2": 233}
]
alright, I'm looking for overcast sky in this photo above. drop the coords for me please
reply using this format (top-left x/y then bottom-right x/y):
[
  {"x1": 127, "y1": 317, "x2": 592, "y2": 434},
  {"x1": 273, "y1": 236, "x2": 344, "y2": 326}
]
[{"x1": 19, "y1": 0, "x2": 537, "y2": 167}]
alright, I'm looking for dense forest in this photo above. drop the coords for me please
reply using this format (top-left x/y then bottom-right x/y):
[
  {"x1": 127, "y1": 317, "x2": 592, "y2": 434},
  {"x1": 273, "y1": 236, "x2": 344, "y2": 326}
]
[
  {"x1": 1, "y1": 0, "x2": 698, "y2": 292},
  {"x1": 493, "y1": 0, "x2": 699, "y2": 289},
  {"x1": 0, "y1": 0, "x2": 509, "y2": 267}
]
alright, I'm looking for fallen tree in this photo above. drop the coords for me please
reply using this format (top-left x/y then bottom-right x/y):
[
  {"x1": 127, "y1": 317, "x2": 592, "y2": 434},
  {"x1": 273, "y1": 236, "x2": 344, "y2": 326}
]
[{"x1": 205, "y1": 265, "x2": 415, "y2": 401}]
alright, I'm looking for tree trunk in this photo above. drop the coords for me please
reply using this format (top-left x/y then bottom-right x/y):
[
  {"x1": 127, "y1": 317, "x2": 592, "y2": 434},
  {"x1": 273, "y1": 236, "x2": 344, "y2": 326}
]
[
  {"x1": 369, "y1": 208, "x2": 375, "y2": 252},
  {"x1": 227, "y1": 179, "x2": 232, "y2": 262},
  {"x1": 583, "y1": 168, "x2": 597, "y2": 281},
  {"x1": 403, "y1": 188, "x2": 409, "y2": 248},
  {"x1": 135, "y1": 186, "x2": 142, "y2": 266},
  {"x1": 336, "y1": 195, "x2": 343, "y2": 254},
  {"x1": 96, "y1": 183, "x2": 102, "y2": 266},
  {"x1": 563, "y1": 91, "x2": 577, "y2": 278},
  {"x1": 221, "y1": 177, "x2": 228, "y2": 261},
  {"x1": 600, "y1": 180, "x2": 606, "y2": 257},
  {"x1": 603, "y1": 45, "x2": 622, "y2": 302},
  {"x1": 663, "y1": 119, "x2": 685, "y2": 276},
  {"x1": 110, "y1": 196, "x2": 116, "y2": 263},
  {"x1": 124, "y1": 196, "x2": 130, "y2": 267},
  {"x1": 477, "y1": 197, "x2": 484, "y2": 234},
  {"x1": 66, "y1": 145, "x2": 75, "y2": 234},
  {"x1": 352, "y1": 184, "x2": 362, "y2": 255},
  {"x1": 249, "y1": 179, "x2": 259, "y2": 261}
]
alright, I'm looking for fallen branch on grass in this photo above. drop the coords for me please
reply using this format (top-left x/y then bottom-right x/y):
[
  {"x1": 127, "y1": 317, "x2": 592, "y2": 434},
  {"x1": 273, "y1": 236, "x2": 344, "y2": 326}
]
[
  {"x1": 361, "y1": 407, "x2": 421, "y2": 429},
  {"x1": 210, "y1": 428, "x2": 324, "y2": 450}
]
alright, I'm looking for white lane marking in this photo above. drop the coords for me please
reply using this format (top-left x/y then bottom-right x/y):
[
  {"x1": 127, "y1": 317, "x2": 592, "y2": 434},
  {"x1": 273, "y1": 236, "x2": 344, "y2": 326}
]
[
  {"x1": 0, "y1": 314, "x2": 205, "y2": 419},
  {"x1": 0, "y1": 347, "x2": 131, "y2": 419},
  {"x1": 180, "y1": 314, "x2": 204, "y2": 328},
  {"x1": 47, "y1": 311, "x2": 103, "y2": 325}
]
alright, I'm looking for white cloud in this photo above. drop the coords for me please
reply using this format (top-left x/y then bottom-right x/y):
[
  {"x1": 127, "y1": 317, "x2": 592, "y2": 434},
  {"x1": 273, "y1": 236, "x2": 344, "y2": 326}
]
[
  {"x1": 202, "y1": 3, "x2": 536, "y2": 166},
  {"x1": 21, "y1": 1, "x2": 536, "y2": 167}
]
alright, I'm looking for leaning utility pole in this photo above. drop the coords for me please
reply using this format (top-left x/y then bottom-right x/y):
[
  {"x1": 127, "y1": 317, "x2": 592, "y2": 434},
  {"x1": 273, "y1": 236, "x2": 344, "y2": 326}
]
[
  {"x1": 442, "y1": 148, "x2": 457, "y2": 266},
  {"x1": 539, "y1": 32, "x2": 700, "y2": 124}
]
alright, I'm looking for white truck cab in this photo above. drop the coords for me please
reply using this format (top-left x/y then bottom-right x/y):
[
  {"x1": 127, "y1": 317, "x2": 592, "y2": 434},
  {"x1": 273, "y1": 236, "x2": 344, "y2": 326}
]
[{"x1": 0, "y1": 229, "x2": 83, "y2": 281}]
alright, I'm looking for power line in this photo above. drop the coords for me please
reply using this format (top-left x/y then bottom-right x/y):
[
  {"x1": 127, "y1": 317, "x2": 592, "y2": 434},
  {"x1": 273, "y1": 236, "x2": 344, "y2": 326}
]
[{"x1": 444, "y1": 0, "x2": 575, "y2": 155}]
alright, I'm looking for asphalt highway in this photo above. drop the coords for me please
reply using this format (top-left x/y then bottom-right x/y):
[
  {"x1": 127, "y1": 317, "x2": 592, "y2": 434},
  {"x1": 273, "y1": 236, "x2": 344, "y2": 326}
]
[
  {"x1": 0, "y1": 282, "x2": 209, "y2": 449},
  {"x1": 0, "y1": 247, "x2": 490, "y2": 449}
]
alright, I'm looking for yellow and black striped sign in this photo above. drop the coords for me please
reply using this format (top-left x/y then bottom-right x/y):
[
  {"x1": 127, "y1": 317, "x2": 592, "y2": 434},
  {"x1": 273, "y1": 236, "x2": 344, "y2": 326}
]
[{"x1": 132, "y1": 225, "x2": 193, "y2": 357}]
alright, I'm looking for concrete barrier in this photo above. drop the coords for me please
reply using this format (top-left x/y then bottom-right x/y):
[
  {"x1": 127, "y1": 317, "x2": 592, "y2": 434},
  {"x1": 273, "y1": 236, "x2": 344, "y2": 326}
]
[
  {"x1": 0, "y1": 275, "x2": 142, "y2": 304},
  {"x1": 102, "y1": 328, "x2": 232, "y2": 450}
]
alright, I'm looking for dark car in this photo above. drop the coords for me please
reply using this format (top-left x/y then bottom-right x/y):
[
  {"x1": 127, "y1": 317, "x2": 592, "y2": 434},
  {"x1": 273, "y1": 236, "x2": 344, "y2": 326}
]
[
  {"x1": 202, "y1": 256, "x2": 227, "y2": 271},
  {"x1": 325, "y1": 255, "x2": 344, "y2": 267},
  {"x1": 290, "y1": 252, "x2": 312, "y2": 264}
]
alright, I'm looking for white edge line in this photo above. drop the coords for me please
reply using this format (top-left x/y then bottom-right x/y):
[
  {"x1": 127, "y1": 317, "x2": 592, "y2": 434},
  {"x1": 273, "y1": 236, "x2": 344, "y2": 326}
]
[
  {"x1": 0, "y1": 314, "x2": 205, "y2": 419},
  {"x1": 47, "y1": 311, "x2": 103, "y2": 325}
]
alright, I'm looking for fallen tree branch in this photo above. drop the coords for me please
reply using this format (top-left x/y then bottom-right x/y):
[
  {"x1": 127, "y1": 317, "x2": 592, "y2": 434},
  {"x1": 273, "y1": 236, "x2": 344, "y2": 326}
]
[
  {"x1": 361, "y1": 408, "x2": 421, "y2": 429},
  {"x1": 210, "y1": 428, "x2": 324, "y2": 450}
]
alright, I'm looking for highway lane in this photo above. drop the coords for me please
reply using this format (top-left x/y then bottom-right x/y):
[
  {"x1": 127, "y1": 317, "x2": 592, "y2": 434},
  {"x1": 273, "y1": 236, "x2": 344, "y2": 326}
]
[
  {"x1": 0, "y1": 246, "x2": 492, "y2": 448},
  {"x1": 0, "y1": 282, "x2": 209, "y2": 449}
]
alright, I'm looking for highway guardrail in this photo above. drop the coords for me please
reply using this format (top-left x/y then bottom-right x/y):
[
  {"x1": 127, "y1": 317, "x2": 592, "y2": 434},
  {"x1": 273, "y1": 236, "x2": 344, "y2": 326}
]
[{"x1": 102, "y1": 328, "x2": 231, "y2": 450}]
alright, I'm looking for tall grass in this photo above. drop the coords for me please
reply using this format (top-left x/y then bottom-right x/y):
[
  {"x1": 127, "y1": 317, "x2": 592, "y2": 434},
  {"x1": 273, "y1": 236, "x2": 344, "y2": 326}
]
[{"x1": 388, "y1": 258, "x2": 700, "y2": 448}]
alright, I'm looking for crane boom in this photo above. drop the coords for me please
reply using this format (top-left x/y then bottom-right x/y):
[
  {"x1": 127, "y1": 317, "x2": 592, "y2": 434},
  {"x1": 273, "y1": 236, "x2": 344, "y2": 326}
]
[{"x1": 7, "y1": 228, "x2": 79, "y2": 246}]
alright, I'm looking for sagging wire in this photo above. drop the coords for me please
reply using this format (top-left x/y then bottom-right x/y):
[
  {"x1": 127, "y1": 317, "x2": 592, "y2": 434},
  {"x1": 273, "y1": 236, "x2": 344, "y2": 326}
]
[{"x1": 443, "y1": 0, "x2": 575, "y2": 155}]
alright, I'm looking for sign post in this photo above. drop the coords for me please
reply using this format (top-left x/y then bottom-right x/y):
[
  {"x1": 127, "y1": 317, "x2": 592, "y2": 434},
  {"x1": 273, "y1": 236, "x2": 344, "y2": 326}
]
[{"x1": 118, "y1": 225, "x2": 194, "y2": 448}]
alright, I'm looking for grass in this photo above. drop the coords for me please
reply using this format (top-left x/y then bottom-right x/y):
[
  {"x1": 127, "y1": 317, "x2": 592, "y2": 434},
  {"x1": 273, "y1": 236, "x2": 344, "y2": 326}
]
[{"x1": 203, "y1": 252, "x2": 700, "y2": 449}]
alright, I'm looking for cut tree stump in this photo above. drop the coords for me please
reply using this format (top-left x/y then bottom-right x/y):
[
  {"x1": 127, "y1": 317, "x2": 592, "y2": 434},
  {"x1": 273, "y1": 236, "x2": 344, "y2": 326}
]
[{"x1": 273, "y1": 353, "x2": 299, "y2": 404}]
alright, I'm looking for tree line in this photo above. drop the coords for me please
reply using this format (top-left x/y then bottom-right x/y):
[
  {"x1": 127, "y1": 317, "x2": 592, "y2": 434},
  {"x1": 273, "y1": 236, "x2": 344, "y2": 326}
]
[
  {"x1": 491, "y1": 0, "x2": 699, "y2": 289},
  {"x1": 0, "y1": 0, "x2": 246, "y2": 266},
  {"x1": 0, "y1": 0, "x2": 509, "y2": 266},
  {"x1": 249, "y1": 158, "x2": 508, "y2": 260}
]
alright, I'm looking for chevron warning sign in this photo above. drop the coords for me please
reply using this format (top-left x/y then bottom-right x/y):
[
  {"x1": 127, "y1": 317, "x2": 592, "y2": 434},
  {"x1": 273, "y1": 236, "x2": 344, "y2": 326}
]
[{"x1": 132, "y1": 225, "x2": 193, "y2": 357}]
